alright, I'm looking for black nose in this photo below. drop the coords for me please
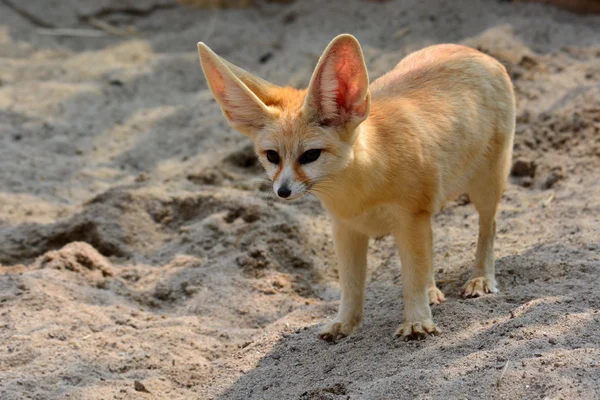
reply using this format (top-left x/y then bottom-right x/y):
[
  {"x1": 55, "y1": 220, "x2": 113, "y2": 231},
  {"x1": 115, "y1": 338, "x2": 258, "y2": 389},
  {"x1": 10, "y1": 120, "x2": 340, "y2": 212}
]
[{"x1": 277, "y1": 187, "x2": 292, "y2": 198}]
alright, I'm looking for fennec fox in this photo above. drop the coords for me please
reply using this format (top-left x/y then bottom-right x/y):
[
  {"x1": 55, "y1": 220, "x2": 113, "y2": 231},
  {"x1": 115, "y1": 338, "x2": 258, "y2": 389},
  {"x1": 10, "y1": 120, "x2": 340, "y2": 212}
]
[{"x1": 197, "y1": 34, "x2": 515, "y2": 341}]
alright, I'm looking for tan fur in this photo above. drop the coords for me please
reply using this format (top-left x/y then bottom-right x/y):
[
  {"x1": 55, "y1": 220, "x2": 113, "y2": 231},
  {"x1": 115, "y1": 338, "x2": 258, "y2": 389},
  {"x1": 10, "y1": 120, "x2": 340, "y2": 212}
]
[{"x1": 197, "y1": 35, "x2": 515, "y2": 341}]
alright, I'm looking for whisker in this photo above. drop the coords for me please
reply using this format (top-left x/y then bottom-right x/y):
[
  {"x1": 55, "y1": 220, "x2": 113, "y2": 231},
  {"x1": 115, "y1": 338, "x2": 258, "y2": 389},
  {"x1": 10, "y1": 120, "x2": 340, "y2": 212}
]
[
  {"x1": 250, "y1": 177, "x2": 273, "y2": 201},
  {"x1": 309, "y1": 187, "x2": 335, "y2": 202},
  {"x1": 247, "y1": 177, "x2": 271, "y2": 187}
]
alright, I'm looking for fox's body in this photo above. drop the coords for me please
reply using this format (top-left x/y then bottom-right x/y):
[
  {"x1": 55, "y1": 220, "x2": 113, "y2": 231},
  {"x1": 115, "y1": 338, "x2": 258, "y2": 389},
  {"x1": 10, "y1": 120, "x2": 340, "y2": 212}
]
[
  {"x1": 322, "y1": 44, "x2": 514, "y2": 229},
  {"x1": 198, "y1": 36, "x2": 515, "y2": 340}
]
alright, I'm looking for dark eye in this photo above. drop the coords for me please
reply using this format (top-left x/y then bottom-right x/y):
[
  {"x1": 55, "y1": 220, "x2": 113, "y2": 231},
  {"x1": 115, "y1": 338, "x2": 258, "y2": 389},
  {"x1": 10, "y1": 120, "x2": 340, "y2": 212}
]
[
  {"x1": 266, "y1": 150, "x2": 280, "y2": 164},
  {"x1": 299, "y1": 149, "x2": 322, "y2": 164}
]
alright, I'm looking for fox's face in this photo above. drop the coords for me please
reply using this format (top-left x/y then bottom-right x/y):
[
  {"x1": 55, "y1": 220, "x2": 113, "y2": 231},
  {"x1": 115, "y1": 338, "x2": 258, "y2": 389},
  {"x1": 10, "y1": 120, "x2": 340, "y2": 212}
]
[
  {"x1": 254, "y1": 114, "x2": 355, "y2": 200},
  {"x1": 198, "y1": 34, "x2": 370, "y2": 200}
]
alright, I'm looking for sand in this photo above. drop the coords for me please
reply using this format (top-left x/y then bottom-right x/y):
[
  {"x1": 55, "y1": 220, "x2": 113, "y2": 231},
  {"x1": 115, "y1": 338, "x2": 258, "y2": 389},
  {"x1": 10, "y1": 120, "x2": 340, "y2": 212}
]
[{"x1": 0, "y1": 0, "x2": 599, "y2": 399}]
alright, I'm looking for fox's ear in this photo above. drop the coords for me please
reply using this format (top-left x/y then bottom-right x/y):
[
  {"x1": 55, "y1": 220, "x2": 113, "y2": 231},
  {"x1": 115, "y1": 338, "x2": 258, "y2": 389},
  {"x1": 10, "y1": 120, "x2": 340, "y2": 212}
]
[
  {"x1": 198, "y1": 42, "x2": 279, "y2": 136},
  {"x1": 303, "y1": 34, "x2": 370, "y2": 130}
]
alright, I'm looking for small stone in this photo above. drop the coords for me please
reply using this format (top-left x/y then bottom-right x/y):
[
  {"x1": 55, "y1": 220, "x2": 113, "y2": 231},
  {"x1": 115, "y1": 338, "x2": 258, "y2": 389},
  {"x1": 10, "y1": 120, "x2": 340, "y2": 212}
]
[
  {"x1": 135, "y1": 173, "x2": 149, "y2": 183},
  {"x1": 259, "y1": 52, "x2": 273, "y2": 64},
  {"x1": 542, "y1": 167, "x2": 565, "y2": 189},
  {"x1": 153, "y1": 282, "x2": 172, "y2": 300},
  {"x1": 511, "y1": 159, "x2": 537, "y2": 178},
  {"x1": 134, "y1": 381, "x2": 150, "y2": 393},
  {"x1": 456, "y1": 194, "x2": 470, "y2": 205}
]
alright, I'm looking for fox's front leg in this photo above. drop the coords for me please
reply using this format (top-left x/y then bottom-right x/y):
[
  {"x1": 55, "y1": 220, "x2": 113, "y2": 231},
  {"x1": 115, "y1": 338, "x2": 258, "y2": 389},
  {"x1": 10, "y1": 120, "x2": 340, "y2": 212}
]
[
  {"x1": 319, "y1": 222, "x2": 368, "y2": 342},
  {"x1": 394, "y1": 212, "x2": 440, "y2": 340}
]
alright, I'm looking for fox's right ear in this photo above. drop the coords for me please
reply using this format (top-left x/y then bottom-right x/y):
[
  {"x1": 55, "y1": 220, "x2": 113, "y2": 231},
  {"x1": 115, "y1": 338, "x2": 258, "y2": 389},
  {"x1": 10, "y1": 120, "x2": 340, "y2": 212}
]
[
  {"x1": 197, "y1": 43, "x2": 279, "y2": 136},
  {"x1": 303, "y1": 34, "x2": 370, "y2": 132}
]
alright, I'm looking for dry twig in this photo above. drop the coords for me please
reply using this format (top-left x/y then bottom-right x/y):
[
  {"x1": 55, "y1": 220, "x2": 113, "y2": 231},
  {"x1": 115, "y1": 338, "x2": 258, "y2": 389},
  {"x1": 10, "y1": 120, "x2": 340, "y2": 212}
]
[
  {"x1": 497, "y1": 359, "x2": 510, "y2": 388},
  {"x1": 36, "y1": 28, "x2": 107, "y2": 38}
]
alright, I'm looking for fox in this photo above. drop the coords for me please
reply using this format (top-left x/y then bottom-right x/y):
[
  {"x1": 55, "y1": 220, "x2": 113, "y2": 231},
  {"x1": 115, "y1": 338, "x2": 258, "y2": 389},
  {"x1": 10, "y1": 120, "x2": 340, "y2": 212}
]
[{"x1": 197, "y1": 34, "x2": 515, "y2": 341}]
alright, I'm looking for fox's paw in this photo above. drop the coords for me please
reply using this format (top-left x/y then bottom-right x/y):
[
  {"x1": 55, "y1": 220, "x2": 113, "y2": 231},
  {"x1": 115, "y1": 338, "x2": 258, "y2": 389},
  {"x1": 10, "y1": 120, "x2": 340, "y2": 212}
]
[
  {"x1": 462, "y1": 277, "x2": 498, "y2": 298},
  {"x1": 429, "y1": 286, "x2": 446, "y2": 305},
  {"x1": 318, "y1": 319, "x2": 360, "y2": 343},
  {"x1": 394, "y1": 319, "x2": 439, "y2": 341}
]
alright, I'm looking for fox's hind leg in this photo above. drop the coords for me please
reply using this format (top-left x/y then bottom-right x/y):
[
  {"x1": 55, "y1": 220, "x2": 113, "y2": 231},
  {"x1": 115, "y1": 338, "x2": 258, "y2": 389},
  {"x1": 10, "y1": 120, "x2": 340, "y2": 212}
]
[
  {"x1": 462, "y1": 132, "x2": 512, "y2": 298},
  {"x1": 461, "y1": 190, "x2": 500, "y2": 297}
]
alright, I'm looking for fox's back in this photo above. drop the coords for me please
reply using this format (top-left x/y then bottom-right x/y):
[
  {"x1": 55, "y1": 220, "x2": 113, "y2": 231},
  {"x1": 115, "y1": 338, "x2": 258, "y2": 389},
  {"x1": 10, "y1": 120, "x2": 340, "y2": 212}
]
[
  {"x1": 371, "y1": 44, "x2": 512, "y2": 102},
  {"x1": 369, "y1": 44, "x2": 514, "y2": 133}
]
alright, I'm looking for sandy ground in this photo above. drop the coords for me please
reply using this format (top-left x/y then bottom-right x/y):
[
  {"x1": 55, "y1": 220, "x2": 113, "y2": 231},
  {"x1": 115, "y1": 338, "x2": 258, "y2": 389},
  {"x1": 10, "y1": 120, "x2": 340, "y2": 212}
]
[{"x1": 0, "y1": 0, "x2": 599, "y2": 399}]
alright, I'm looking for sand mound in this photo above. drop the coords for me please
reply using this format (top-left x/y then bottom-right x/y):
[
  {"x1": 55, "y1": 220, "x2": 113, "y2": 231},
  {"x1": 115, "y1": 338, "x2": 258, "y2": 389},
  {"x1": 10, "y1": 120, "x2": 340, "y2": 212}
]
[{"x1": 36, "y1": 241, "x2": 114, "y2": 277}]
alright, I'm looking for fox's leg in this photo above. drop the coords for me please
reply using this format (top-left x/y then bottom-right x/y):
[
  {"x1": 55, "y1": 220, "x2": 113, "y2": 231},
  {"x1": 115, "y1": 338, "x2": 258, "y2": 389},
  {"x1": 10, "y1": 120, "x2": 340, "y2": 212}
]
[
  {"x1": 319, "y1": 221, "x2": 368, "y2": 342},
  {"x1": 394, "y1": 212, "x2": 439, "y2": 340},
  {"x1": 462, "y1": 135, "x2": 510, "y2": 297},
  {"x1": 462, "y1": 187, "x2": 502, "y2": 297},
  {"x1": 427, "y1": 236, "x2": 445, "y2": 305}
]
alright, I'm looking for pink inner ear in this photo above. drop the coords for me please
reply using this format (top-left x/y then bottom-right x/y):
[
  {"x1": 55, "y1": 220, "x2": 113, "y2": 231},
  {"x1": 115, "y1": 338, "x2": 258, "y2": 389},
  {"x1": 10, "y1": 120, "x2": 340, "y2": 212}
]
[
  {"x1": 205, "y1": 58, "x2": 229, "y2": 104},
  {"x1": 307, "y1": 39, "x2": 369, "y2": 126},
  {"x1": 333, "y1": 47, "x2": 364, "y2": 111},
  {"x1": 202, "y1": 53, "x2": 271, "y2": 129}
]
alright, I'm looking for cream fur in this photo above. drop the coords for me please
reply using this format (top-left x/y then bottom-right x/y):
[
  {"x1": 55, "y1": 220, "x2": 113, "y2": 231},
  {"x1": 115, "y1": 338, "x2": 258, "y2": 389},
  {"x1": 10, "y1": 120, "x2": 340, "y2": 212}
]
[{"x1": 197, "y1": 34, "x2": 515, "y2": 341}]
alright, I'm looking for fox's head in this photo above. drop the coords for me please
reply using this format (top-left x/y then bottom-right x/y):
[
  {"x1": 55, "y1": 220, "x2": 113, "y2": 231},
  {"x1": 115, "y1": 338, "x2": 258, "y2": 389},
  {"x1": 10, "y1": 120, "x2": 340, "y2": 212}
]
[{"x1": 197, "y1": 34, "x2": 370, "y2": 200}]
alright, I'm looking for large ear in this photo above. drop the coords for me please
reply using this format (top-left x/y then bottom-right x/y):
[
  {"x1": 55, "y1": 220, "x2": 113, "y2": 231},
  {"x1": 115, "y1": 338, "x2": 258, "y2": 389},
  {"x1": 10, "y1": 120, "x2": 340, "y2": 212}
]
[
  {"x1": 197, "y1": 42, "x2": 279, "y2": 136},
  {"x1": 303, "y1": 34, "x2": 370, "y2": 130},
  {"x1": 218, "y1": 57, "x2": 280, "y2": 105}
]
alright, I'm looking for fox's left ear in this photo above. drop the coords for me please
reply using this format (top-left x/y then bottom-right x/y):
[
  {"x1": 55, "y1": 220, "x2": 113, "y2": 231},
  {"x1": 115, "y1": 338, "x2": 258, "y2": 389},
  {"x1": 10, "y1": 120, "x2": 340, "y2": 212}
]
[
  {"x1": 198, "y1": 42, "x2": 279, "y2": 137},
  {"x1": 303, "y1": 34, "x2": 370, "y2": 131}
]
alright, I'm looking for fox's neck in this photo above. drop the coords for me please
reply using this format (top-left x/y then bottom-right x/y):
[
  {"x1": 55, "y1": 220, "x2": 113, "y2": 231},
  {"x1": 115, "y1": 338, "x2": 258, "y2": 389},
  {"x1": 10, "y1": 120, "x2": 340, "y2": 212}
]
[{"x1": 314, "y1": 119, "x2": 389, "y2": 220}]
